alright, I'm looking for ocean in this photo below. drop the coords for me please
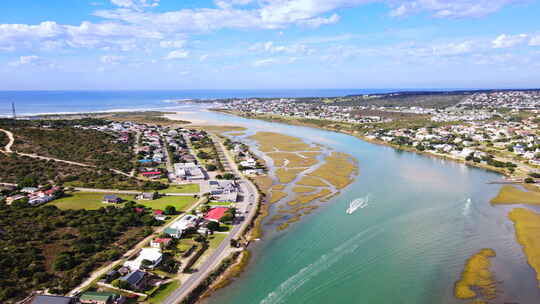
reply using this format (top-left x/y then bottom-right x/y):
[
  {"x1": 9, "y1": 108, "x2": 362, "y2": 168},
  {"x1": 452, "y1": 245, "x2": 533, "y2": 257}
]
[{"x1": 0, "y1": 89, "x2": 402, "y2": 117}]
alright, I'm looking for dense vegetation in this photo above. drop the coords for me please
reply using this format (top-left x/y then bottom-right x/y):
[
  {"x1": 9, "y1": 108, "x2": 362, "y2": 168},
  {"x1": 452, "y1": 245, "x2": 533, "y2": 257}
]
[
  {"x1": 0, "y1": 153, "x2": 165, "y2": 190},
  {"x1": 12, "y1": 127, "x2": 134, "y2": 172},
  {"x1": 0, "y1": 130, "x2": 7, "y2": 147},
  {"x1": 0, "y1": 202, "x2": 159, "y2": 303}
]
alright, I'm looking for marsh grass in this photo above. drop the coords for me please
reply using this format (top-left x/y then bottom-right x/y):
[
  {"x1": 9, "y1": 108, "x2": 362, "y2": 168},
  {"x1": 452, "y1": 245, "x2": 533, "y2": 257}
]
[
  {"x1": 454, "y1": 248, "x2": 497, "y2": 300},
  {"x1": 490, "y1": 185, "x2": 540, "y2": 205},
  {"x1": 269, "y1": 191, "x2": 288, "y2": 204},
  {"x1": 249, "y1": 132, "x2": 311, "y2": 152},
  {"x1": 296, "y1": 176, "x2": 328, "y2": 187},
  {"x1": 509, "y1": 208, "x2": 540, "y2": 285},
  {"x1": 307, "y1": 152, "x2": 357, "y2": 189},
  {"x1": 268, "y1": 152, "x2": 318, "y2": 168},
  {"x1": 292, "y1": 186, "x2": 316, "y2": 193},
  {"x1": 275, "y1": 168, "x2": 306, "y2": 183}
]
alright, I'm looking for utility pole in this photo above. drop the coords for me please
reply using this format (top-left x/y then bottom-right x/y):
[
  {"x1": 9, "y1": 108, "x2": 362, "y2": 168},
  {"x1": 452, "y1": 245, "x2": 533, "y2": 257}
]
[{"x1": 11, "y1": 101, "x2": 16, "y2": 119}]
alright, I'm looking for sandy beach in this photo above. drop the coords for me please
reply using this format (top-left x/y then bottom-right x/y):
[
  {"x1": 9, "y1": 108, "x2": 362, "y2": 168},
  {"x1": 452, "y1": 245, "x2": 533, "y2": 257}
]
[{"x1": 165, "y1": 111, "x2": 237, "y2": 126}]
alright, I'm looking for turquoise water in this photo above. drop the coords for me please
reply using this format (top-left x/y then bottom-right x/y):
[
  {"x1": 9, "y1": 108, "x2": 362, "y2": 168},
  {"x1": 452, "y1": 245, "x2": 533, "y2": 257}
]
[{"x1": 182, "y1": 108, "x2": 540, "y2": 304}]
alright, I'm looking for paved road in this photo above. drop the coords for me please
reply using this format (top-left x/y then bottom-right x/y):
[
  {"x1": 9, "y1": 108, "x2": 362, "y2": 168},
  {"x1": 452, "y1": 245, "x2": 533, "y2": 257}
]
[
  {"x1": 163, "y1": 134, "x2": 260, "y2": 304},
  {"x1": 68, "y1": 196, "x2": 207, "y2": 296}
]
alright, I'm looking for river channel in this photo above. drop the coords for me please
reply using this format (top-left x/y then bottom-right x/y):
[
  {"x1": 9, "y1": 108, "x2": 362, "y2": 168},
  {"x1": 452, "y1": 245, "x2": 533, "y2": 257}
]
[{"x1": 178, "y1": 106, "x2": 540, "y2": 304}]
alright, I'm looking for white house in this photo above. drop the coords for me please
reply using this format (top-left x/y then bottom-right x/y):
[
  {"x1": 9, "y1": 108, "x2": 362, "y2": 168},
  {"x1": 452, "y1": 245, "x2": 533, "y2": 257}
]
[{"x1": 124, "y1": 248, "x2": 163, "y2": 271}]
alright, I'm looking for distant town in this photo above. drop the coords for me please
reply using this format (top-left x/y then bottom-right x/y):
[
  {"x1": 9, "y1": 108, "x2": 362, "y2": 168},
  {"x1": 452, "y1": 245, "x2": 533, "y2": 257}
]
[{"x1": 218, "y1": 90, "x2": 540, "y2": 180}]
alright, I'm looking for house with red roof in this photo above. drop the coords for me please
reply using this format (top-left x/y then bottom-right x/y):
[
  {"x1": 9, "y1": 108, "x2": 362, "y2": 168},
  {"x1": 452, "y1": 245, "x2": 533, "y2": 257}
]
[
  {"x1": 204, "y1": 207, "x2": 229, "y2": 222},
  {"x1": 150, "y1": 238, "x2": 172, "y2": 249}
]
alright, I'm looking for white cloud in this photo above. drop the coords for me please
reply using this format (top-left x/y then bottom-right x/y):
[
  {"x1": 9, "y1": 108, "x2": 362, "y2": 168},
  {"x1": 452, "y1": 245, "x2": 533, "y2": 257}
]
[
  {"x1": 432, "y1": 41, "x2": 474, "y2": 56},
  {"x1": 0, "y1": 21, "x2": 162, "y2": 52},
  {"x1": 199, "y1": 54, "x2": 209, "y2": 61},
  {"x1": 250, "y1": 41, "x2": 311, "y2": 55},
  {"x1": 252, "y1": 56, "x2": 298, "y2": 67},
  {"x1": 296, "y1": 13, "x2": 340, "y2": 28},
  {"x1": 253, "y1": 58, "x2": 278, "y2": 67},
  {"x1": 9, "y1": 55, "x2": 43, "y2": 66},
  {"x1": 529, "y1": 35, "x2": 540, "y2": 46},
  {"x1": 164, "y1": 50, "x2": 189, "y2": 60},
  {"x1": 110, "y1": 0, "x2": 159, "y2": 10},
  {"x1": 100, "y1": 55, "x2": 124, "y2": 64},
  {"x1": 159, "y1": 40, "x2": 186, "y2": 48},
  {"x1": 492, "y1": 33, "x2": 528, "y2": 48},
  {"x1": 389, "y1": 0, "x2": 527, "y2": 18}
]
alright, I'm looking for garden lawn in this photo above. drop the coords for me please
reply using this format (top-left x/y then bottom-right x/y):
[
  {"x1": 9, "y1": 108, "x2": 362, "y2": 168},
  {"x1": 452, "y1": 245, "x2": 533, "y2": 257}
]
[
  {"x1": 159, "y1": 184, "x2": 200, "y2": 194},
  {"x1": 137, "y1": 196, "x2": 198, "y2": 211},
  {"x1": 51, "y1": 192, "x2": 133, "y2": 210},
  {"x1": 148, "y1": 280, "x2": 180, "y2": 304},
  {"x1": 209, "y1": 201, "x2": 234, "y2": 206},
  {"x1": 208, "y1": 233, "x2": 227, "y2": 249}
]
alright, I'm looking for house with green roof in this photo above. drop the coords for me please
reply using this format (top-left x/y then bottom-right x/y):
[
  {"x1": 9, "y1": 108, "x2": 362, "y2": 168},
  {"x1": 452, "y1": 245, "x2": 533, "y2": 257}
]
[{"x1": 79, "y1": 291, "x2": 116, "y2": 304}]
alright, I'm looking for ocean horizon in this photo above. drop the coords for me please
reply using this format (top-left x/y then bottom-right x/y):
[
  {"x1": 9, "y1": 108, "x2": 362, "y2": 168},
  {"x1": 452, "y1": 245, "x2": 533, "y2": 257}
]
[{"x1": 1, "y1": 88, "x2": 469, "y2": 117}]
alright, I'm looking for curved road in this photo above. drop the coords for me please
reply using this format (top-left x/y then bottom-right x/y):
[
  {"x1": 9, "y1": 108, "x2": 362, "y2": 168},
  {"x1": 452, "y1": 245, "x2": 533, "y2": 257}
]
[
  {"x1": 163, "y1": 134, "x2": 260, "y2": 304},
  {"x1": 0, "y1": 128, "x2": 137, "y2": 179},
  {"x1": 0, "y1": 128, "x2": 14, "y2": 153}
]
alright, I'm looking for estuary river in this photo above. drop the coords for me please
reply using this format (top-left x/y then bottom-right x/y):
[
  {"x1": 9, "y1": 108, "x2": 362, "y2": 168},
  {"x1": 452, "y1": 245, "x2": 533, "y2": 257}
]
[{"x1": 175, "y1": 106, "x2": 540, "y2": 304}]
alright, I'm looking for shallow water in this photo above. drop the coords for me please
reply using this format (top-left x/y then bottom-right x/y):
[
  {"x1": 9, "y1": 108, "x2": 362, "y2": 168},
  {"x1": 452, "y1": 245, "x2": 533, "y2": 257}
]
[{"x1": 174, "y1": 106, "x2": 540, "y2": 304}]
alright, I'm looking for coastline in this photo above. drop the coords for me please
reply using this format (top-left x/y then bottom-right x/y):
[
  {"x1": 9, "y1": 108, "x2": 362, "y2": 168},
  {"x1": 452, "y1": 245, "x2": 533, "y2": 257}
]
[{"x1": 212, "y1": 109, "x2": 514, "y2": 178}]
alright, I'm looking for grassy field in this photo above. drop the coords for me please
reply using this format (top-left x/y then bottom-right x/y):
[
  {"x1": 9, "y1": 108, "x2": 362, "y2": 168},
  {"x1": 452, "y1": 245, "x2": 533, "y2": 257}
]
[
  {"x1": 509, "y1": 208, "x2": 540, "y2": 286},
  {"x1": 490, "y1": 185, "x2": 540, "y2": 205},
  {"x1": 147, "y1": 280, "x2": 181, "y2": 304},
  {"x1": 159, "y1": 184, "x2": 200, "y2": 194},
  {"x1": 137, "y1": 196, "x2": 197, "y2": 211},
  {"x1": 51, "y1": 192, "x2": 197, "y2": 211},
  {"x1": 209, "y1": 201, "x2": 234, "y2": 206},
  {"x1": 208, "y1": 233, "x2": 227, "y2": 249},
  {"x1": 51, "y1": 192, "x2": 134, "y2": 210}
]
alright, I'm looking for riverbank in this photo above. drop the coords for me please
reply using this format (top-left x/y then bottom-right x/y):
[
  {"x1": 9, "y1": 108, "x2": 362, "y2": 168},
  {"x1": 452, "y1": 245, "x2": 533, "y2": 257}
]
[{"x1": 212, "y1": 109, "x2": 518, "y2": 179}]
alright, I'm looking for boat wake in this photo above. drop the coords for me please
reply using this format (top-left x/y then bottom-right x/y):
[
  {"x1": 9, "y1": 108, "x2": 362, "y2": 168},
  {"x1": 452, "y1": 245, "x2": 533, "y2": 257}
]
[
  {"x1": 259, "y1": 225, "x2": 383, "y2": 304},
  {"x1": 463, "y1": 198, "x2": 472, "y2": 217},
  {"x1": 346, "y1": 195, "x2": 369, "y2": 214}
]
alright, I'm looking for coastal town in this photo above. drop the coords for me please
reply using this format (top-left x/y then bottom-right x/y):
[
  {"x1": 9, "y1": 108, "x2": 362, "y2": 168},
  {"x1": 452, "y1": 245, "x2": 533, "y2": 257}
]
[
  {"x1": 1, "y1": 89, "x2": 540, "y2": 304},
  {"x1": 219, "y1": 90, "x2": 540, "y2": 180},
  {"x1": 0, "y1": 118, "x2": 261, "y2": 304}
]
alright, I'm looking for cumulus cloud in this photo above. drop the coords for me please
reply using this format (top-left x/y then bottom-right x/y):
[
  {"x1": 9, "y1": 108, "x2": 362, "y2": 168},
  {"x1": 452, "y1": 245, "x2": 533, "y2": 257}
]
[
  {"x1": 0, "y1": 21, "x2": 162, "y2": 52},
  {"x1": 492, "y1": 33, "x2": 528, "y2": 48},
  {"x1": 164, "y1": 50, "x2": 189, "y2": 60}
]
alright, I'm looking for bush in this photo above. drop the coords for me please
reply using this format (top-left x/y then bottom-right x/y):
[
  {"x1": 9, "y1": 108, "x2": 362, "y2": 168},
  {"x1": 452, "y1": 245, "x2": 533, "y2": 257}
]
[{"x1": 524, "y1": 177, "x2": 535, "y2": 184}]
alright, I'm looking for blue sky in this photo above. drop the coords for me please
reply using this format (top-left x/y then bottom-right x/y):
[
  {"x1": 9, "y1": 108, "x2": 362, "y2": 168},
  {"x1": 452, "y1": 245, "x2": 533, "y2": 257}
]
[{"x1": 1, "y1": 0, "x2": 540, "y2": 90}]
